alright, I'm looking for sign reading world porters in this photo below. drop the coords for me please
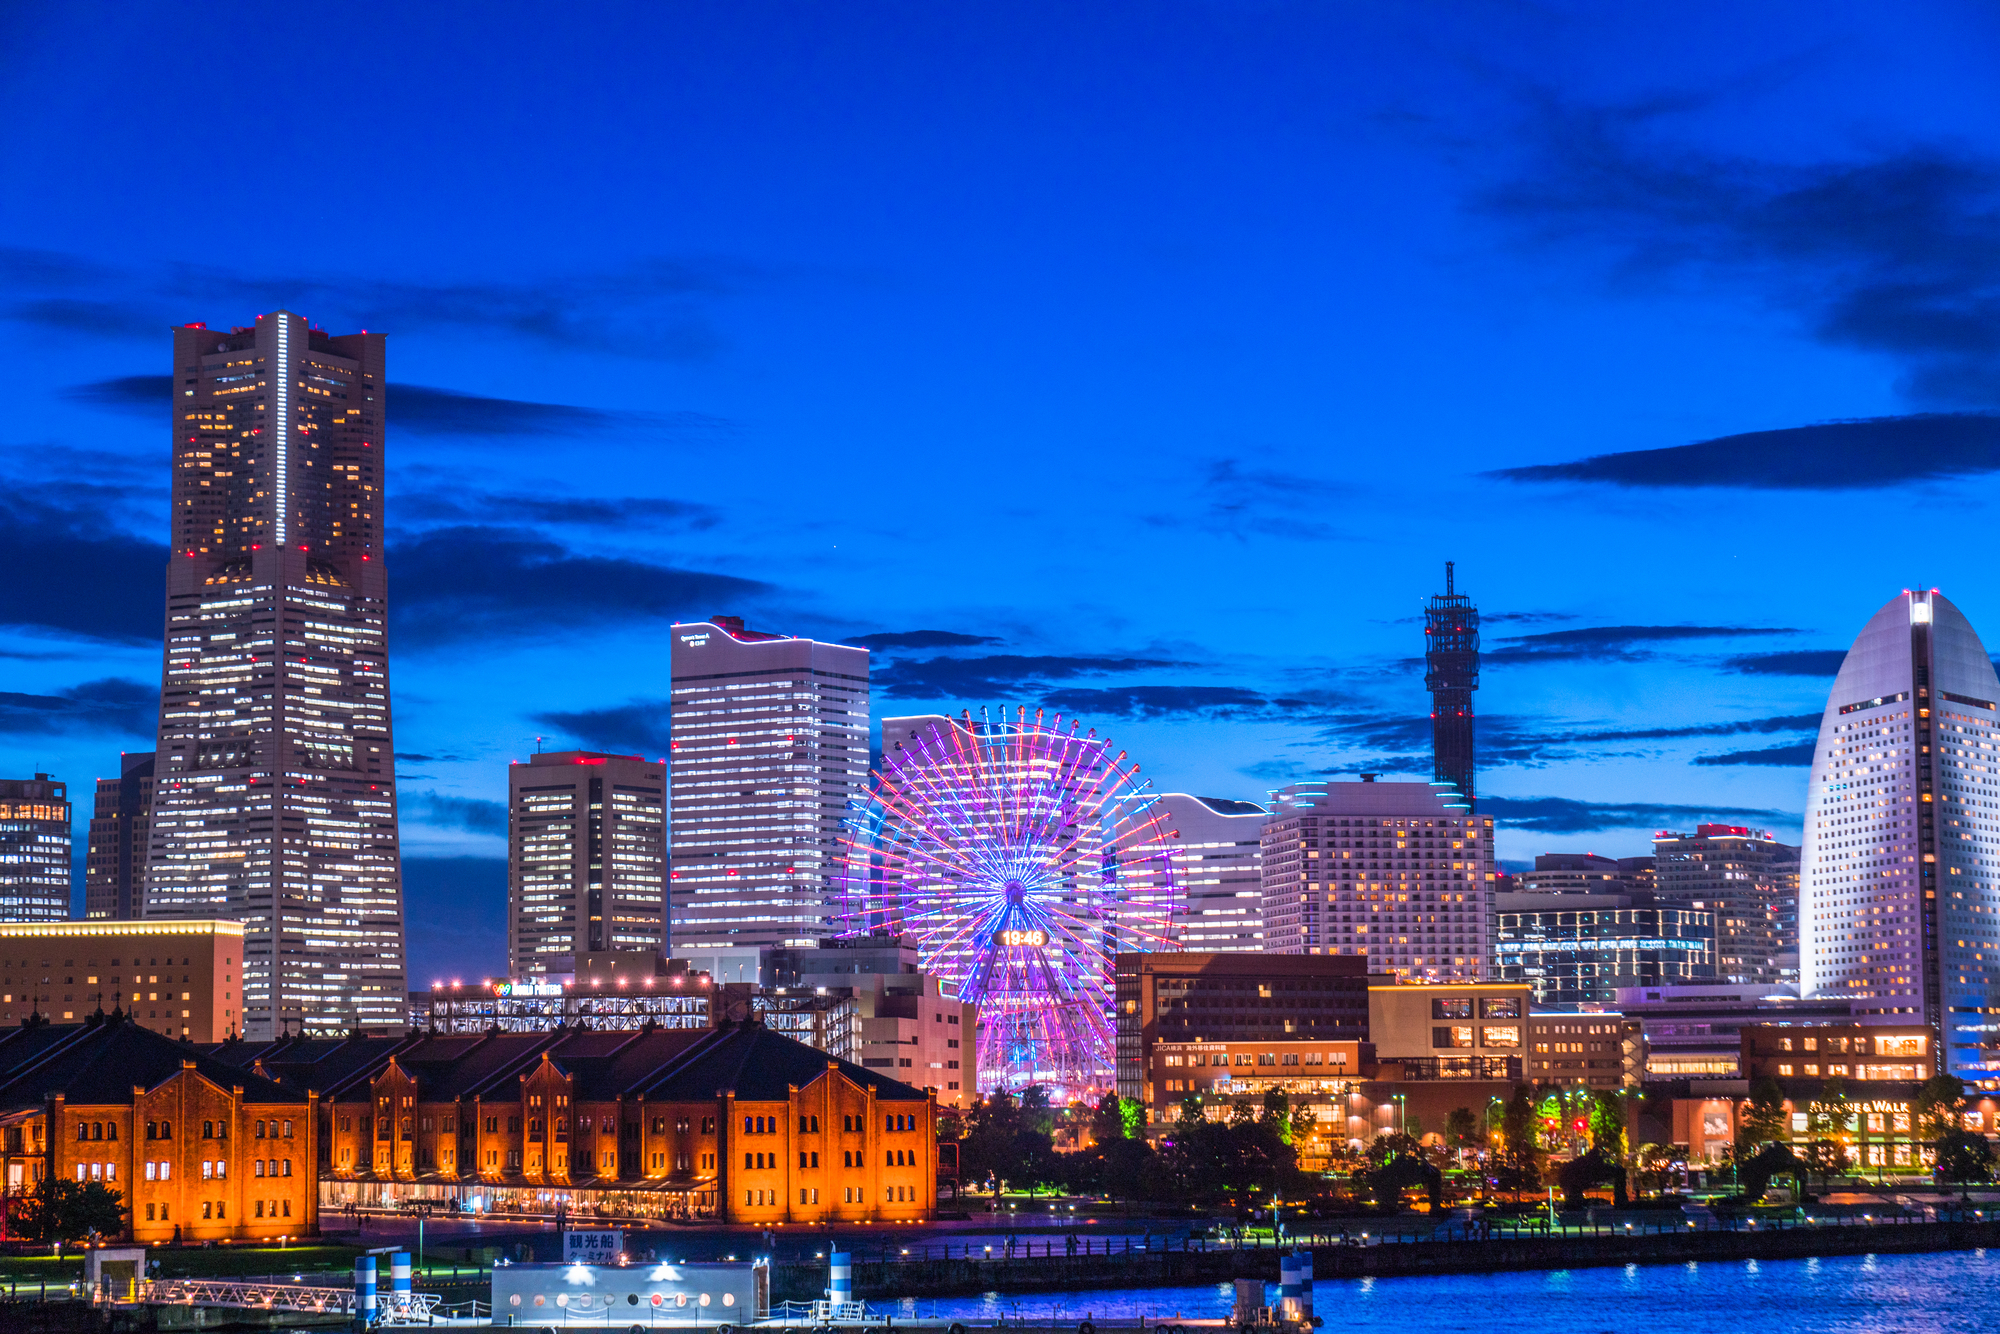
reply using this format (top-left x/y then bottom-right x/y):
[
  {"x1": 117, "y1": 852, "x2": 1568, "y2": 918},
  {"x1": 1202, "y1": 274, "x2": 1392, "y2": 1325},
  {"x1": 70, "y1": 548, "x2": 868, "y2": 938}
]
[{"x1": 564, "y1": 1231, "x2": 623, "y2": 1262}]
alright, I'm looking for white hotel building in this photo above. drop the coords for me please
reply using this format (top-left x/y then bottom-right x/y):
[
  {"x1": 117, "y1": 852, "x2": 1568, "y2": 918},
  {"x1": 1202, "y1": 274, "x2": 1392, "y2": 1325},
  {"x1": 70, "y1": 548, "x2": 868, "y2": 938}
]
[{"x1": 1801, "y1": 589, "x2": 2000, "y2": 1080}]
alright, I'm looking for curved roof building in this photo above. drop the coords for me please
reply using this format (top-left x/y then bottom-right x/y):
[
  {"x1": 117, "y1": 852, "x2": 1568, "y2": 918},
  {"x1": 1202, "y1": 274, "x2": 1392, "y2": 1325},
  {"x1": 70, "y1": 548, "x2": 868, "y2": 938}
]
[{"x1": 1801, "y1": 590, "x2": 2000, "y2": 1079}]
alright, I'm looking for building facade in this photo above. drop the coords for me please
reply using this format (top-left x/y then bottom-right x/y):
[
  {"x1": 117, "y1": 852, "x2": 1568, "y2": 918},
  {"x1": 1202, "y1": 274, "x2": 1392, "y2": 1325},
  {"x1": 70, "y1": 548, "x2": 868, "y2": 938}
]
[
  {"x1": 0, "y1": 774, "x2": 72, "y2": 923},
  {"x1": 1614, "y1": 983, "x2": 1856, "y2": 1081},
  {"x1": 1800, "y1": 589, "x2": 2000, "y2": 1078},
  {"x1": 0, "y1": 1016, "x2": 315, "y2": 1242},
  {"x1": 1512, "y1": 852, "x2": 1629, "y2": 894},
  {"x1": 142, "y1": 313, "x2": 408, "y2": 1039},
  {"x1": 1366, "y1": 979, "x2": 1531, "y2": 1074},
  {"x1": 1115, "y1": 794, "x2": 1265, "y2": 953},
  {"x1": 1738, "y1": 1022, "x2": 1934, "y2": 1082},
  {"x1": 1112, "y1": 952, "x2": 1372, "y2": 1109},
  {"x1": 668, "y1": 619, "x2": 869, "y2": 952},
  {"x1": 0, "y1": 919, "x2": 245, "y2": 1040},
  {"x1": 211, "y1": 1024, "x2": 937, "y2": 1225},
  {"x1": 1259, "y1": 779, "x2": 1494, "y2": 978},
  {"x1": 1424, "y1": 561, "x2": 1480, "y2": 806},
  {"x1": 508, "y1": 752, "x2": 667, "y2": 975},
  {"x1": 1494, "y1": 889, "x2": 1715, "y2": 1005},
  {"x1": 86, "y1": 754, "x2": 154, "y2": 921},
  {"x1": 1524, "y1": 1012, "x2": 1643, "y2": 1089},
  {"x1": 1653, "y1": 824, "x2": 1799, "y2": 987}
]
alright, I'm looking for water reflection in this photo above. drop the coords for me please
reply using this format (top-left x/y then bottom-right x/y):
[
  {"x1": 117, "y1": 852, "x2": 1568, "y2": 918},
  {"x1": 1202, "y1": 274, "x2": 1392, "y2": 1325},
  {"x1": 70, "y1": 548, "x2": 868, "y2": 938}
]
[{"x1": 889, "y1": 1250, "x2": 1996, "y2": 1333}]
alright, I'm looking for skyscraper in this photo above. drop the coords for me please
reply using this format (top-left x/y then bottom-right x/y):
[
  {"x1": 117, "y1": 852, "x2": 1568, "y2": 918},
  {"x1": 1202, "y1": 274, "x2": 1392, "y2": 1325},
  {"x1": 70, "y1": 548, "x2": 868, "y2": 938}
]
[
  {"x1": 1653, "y1": 824, "x2": 1799, "y2": 987},
  {"x1": 0, "y1": 775, "x2": 71, "y2": 923},
  {"x1": 1801, "y1": 589, "x2": 2000, "y2": 1079},
  {"x1": 668, "y1": 617, "x2": 869, "y2": 951},
  {"x1": 142, "y1": 311, "x2": 408, "y2": 1039},
  {"x1": 507, "y1": 750, "x2": 667, "y2": 975},
  {"x1": 1259, "y1": 778, "x2": 1493, "y2": 978},
  {"x1": 85, "y1": 752, "x2": 154, "y2": 920},
  {"x1": 1425, "y1": 561, "x2": 1479, "y2": 807},
  {"x1": 1114, "y1": 794, "x2": 1266, "y2": 952}
]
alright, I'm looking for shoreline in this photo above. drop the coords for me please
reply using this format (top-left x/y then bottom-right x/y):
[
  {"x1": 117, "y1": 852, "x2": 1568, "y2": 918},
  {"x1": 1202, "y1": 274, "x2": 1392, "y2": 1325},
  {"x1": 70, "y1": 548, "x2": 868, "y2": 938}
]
[{"x1": 812, "y1": 1218, "x2": 2000, "y2": 1298}]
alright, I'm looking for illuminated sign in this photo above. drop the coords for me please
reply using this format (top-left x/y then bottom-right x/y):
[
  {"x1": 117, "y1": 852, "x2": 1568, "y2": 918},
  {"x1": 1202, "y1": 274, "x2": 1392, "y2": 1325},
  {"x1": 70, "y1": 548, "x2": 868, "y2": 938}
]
[
  {"x1": 495, "y1": 981, "x2": 564, "y2": 998},
  {"x1": 679, "y1": 632, "x2": 710, "y2": 647},
  {"x1": 998, "y1": 929, "x2": 1048, "y2": 948}
]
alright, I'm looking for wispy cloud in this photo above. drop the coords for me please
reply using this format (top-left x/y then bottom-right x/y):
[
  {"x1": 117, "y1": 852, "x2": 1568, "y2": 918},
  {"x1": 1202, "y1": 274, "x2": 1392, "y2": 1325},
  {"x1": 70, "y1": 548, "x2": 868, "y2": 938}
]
[
  {"x1": 0, "y1": 494, "x2": 165, "y2": 643},
  {"x1": 1726, "y1": 649, "x2": 1846, "y2": 677},
  {"x1": 0, "y1": 677, "x2": 154, "y2": 737},
  {"x1": 873, "y1": 653, "x2": 1188, "y2": 701},
  {"x1": 1692, "y1": 741, "x2": 1816, "y2": 767},
  {"x1": 403, "y1": 791, "x2": 508, "y2": 836},
  {"x1": 396, "y1": 490, "x2": 721, "y2": 532},
  {"x1": 530, "y1": 701, "x2": 673, "y2": 757},
  {"x1": 1481, "y1": 795, "x2": 1792, "y2": 835},
  {"x1": 1487, "y1": 624, "x2": 1798, "y2": 663},
  {"x1": 849, "y1": 630, "x2": 1004, "y2": 652}
]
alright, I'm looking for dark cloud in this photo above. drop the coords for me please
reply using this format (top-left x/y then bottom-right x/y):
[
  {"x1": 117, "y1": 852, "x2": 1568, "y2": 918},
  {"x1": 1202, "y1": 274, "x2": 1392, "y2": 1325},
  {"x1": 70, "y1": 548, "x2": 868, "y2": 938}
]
[
  {"x1": 873, "y1": 654, "x2": 1187, "y2": 701},
  {"x1": 1693, "y1": 742, "x2": 1817, "y2": 767},
  {"x1": 1147, "y1": 459, "x2": 1352, "y2": 540},
  {"x1": 0, "y1": 678, "x2": 154, "y2": 737},
  {"x1": 1726, "y1": 649, "x2": 1847, "y2": 677},
  {"x1": 1039, "y1": 685, "x2": 1272, "y2": 720},
  {"x1": 0, "y1": 495, "x2": 164, "y2": 643},
  {"x1": 849, "y1": 630, "x2": 1004, "y2": 651},
  {"x1": 1491, "y1": 414, "x2": 2000, "y2": 490},
  {"x1": 396, "y1": 490, "x2": 721, "y2": 531},
  {"x1": 1573, "y1": 713, "x2": 1820, "y2": 743},
  {"x1": 394, "y1": 752, "x2": 471, "y2": 764},
  {"x1": 9, "y1": 247, "x2": 750, "y2": 359},
  {"x1": 1488, "y1": 624, "x2": 1797, "y2": 663},
  {"x1": 70, "y1": 374, "x2": 727, "y2": 440},
  {"x1": 530, "y1": 701, "x2": 673, "y2": 757},
  {"x1": 1480, "y1": 795, "x2": 1792, "y2": 835},
  {"x1": 404, "y1": 791, "x2": 508, "y2": 836},
  {"x1": 388, "y1": 526, "x2": 771, "y2": 647},
  {"x1": 402, "y1": 856, "x2": 508, "y2": 984}
]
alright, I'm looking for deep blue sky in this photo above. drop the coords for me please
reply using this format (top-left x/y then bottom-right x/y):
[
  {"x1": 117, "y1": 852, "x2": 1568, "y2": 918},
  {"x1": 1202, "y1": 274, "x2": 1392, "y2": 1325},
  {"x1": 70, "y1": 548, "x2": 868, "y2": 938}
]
[{"x1": 7, "y1": 2, "x2": 2000, "y2": 984}]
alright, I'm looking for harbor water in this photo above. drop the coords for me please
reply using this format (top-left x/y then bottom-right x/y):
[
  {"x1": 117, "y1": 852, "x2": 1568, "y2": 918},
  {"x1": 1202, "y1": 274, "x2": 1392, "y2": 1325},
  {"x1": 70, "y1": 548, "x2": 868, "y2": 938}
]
[{"x1": 878, "y1": 1248, "x2": 1999, "y2": 1333}]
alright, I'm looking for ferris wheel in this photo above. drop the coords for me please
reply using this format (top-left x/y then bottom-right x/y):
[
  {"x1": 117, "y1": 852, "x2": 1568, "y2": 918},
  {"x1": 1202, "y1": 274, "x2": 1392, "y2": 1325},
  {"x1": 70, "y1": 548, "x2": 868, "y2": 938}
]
[{"x1": 838, "y1": 707, "x2": 1181, "y2": 1100}]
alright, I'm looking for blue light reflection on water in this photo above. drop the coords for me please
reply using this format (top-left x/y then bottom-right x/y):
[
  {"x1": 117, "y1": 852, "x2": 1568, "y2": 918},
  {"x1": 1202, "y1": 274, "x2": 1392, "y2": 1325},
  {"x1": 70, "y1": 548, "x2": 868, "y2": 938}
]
[{"x1": 880, "y1": 1249, "x2": 1997, "y2": 1333}]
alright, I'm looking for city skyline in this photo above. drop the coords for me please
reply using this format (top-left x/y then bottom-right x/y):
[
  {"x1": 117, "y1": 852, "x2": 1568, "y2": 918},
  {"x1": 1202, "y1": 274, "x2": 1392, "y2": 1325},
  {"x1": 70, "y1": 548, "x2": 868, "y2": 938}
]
[{"x1": 8, "y1": 6, "x2": 2000, "y2": 989}]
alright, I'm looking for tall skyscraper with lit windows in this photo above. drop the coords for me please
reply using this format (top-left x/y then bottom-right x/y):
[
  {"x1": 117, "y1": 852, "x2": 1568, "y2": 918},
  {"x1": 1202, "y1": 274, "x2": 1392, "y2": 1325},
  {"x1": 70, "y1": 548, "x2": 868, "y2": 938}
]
[
  {"x1": 0, "y1": 774, "x2": 72, "y2": 923},
  {"x1": 142, "y1": 311, "x2": 408, "y2": 1039},
  {"x1": 1113, "y1": 793, "x2": 1266, "y2": 952},
  {"x1": 1801, "y1": 589, "x2": 2000, "y2": 1079},
  {"x1": 507, "y1": 750, "x2": 666, "y2": 975},
  {"x1": 668, "y1": 617, "x2": 869, "y2": 951}
]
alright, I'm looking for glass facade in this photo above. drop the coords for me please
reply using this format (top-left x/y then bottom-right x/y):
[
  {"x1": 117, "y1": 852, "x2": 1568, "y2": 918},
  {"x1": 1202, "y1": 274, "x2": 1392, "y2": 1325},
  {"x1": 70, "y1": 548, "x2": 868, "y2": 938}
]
[
  {"x1": 143, "y1": 313, "x2": 407, "y2": 1039},
  {"x1": 1494, "y1": 894, "x2": 1715, "y2": 1005},
  {"x1": 0, "y1": 776, "x2": 71, "y2": 923},
  {"x1": 507, "y1": 752, "x2": 667, "y2": 975}
]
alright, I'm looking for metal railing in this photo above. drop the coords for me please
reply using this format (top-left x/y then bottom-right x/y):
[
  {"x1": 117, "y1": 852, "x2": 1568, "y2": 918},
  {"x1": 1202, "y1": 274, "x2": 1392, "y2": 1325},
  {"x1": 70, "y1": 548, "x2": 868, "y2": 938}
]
[{"x1": 125, "y1": 1278, "x2": 441, "y2": 1320}]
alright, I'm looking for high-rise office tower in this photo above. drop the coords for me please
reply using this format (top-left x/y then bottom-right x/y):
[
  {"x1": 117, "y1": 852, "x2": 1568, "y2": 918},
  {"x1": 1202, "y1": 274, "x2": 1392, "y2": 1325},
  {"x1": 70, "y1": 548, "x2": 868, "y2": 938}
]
[
  {"x1": 1425, "y1": 561, "x2": 1479, "y2": 807},
  {"x1": 1114, "y1": 794, "x2": 1266, "y2": 952},
  {"x1": 508, "y1": 750, "x2": 667, "y2": 975},
  {"x1": 1259, "y1": 778, "x2": 1493, "y2": 978},
  {"x1": 1801, "y1": 589, "x2": 2000, "y2": 1079},
  {"x1": 85, "y1": 752, "x2": 154, "y2": 920},
  {"x1": 142, "y1": 311, "x2": 407, "y2": 1039},
  {"x1": 0, "y1": 775, "x2": 72, "y2": 923},
  {"x1": 668, "y1": 617, "x2": 869, "y2": 951},
  {"x1": 1653, "y1": 824, "x2": 1799, "y2": 987}
]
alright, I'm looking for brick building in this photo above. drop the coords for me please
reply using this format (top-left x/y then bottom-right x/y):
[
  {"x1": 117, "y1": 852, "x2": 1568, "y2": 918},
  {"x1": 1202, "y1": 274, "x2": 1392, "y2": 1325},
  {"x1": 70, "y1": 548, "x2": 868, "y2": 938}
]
[
  {"x1": 0, "y1": 1016, "x2": 315, "y2": 1242},
  {"x1": 209, "y1": 1023, "x2": 936, "y2": 1225}
]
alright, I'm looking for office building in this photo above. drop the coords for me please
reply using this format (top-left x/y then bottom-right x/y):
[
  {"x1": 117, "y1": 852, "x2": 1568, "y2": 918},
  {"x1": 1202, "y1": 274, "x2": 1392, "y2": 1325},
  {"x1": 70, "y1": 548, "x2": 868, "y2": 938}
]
[
  {"x1": 1114, "y1": 793, "x2": 1265, "y2": 952},
  {"x1": 0, "y1": 919, "x2": 246, "y2": 1040},
  {"x1": 1366, "y1": 979, "x2": 1531, "y2": 1077},
  {"x1": 1524, "y1": 1012, "x2": 1643, "y2": 1089},
  {"x1": 1259, "y1": 779, "x2": 1494, "y2": 978},
  {"x1": 1513, "y1": 852, "x2": 1629, "y2": 894},
  {"x1": 216, "y1": 1025, "x2": 938, "y2": 1224},
  {"x1": 769, "y1": 935, "x2": 976, "y2": 1106},
  {"x1": 1800, "y1": 589, "x2": 2000, "y2": 1078},
  {"x1": 0, "y1": 1017, "x2": 313, "y2": 1243},
  {"x1": 1614, "y1": 982, "x2": 1855, "y2": 1080},
  {"x1": 85, "y1": 753, "x2": 155, "y2": 920},
  {"x1": 1653, "y1": 824, "x2": 1799, "y2": 987},
  {"x1": 1494, "y1": 887, "x2": 1714, "y2": 1005},
  {"x1": 1739, "y1": 1022, "x2": 1934, "y2": 1082},
  {"x1": 668, "y1": 617, "x2": 869, "y2": 952},
  {"x1": 0, "y1": 774, "x2": 71, "y2": 923},
  {"x1": 142, "y1": 312, "x2": 407, "y2": 1040},
  {"x1": 1112, "y1": 951, "x2": 1373, "y2": 1108},
  {"x1": 507, "y1": 751, "x2": 667, "y2": 975},
  {"x1": 1424, "y1": 561, "x2": 1479, "y2": 806},
  {"x1": 423, "y1": 951, "x2": 715, "y2": 1034}
]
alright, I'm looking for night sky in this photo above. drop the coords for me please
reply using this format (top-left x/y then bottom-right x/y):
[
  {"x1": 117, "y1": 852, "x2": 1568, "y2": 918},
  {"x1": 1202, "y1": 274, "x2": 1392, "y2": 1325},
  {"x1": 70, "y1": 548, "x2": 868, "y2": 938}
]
[{"x1": 6, "y1": 3, "x2": 2000, "y2": 984}]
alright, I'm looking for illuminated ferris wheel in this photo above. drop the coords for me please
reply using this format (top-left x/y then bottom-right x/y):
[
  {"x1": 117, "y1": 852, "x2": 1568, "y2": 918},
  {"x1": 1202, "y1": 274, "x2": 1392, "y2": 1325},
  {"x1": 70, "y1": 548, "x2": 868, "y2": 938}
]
[{"x1": 838, "y1": 708, "x2": 1181, "y2": 1100}]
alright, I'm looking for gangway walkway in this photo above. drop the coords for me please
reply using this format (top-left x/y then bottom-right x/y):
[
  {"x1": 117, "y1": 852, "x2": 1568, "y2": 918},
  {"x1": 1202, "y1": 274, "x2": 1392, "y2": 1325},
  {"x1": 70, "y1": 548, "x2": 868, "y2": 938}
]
[{"x1": 125, "y1": 1277, "x2": 442, "y2": 1321}]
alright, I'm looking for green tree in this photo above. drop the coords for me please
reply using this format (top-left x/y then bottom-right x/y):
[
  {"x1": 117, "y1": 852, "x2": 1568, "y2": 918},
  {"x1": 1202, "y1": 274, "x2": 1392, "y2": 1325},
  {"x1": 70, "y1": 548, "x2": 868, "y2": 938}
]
[
  {"x1": 1913, "y1": 1074, "x2": 1968, "y2": 1141},
  {"x1": 1736, "y1": 1077, "x2": 1788, "y2": 1153},
  {"x1": 1589, "y1": 1090, "x2": 1626, "y2": 1157},
  {"x1": 17, "y1": 1178, "x2": 124, "y2": 1254},
  {"x1": 1934, "y1": 1128, "x2": 1995, "y2": 1194},
  {"x1": 1368, "y1": 1144, "x2": 1442, "y2": 1211},
  {"x1": 1737, "y1": 1141, "x2": 1808, "y2": 1202},
  {"x1": 1444, "y1": 1107, "x2": 1481, "y2": 1151},
  {"x1": 1492, "y1": 1085, "x2": 1543, "y2": 1201},
  {"x1": 1555, "y1": 1147, "x2": 1624, "y2": 1210}
]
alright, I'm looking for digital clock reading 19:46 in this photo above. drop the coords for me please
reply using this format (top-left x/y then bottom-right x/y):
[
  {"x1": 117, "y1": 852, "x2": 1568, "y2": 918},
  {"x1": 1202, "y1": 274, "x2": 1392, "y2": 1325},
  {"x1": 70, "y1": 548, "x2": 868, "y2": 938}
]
[{"x1": 998, "y1": 928, "x2": 1048, "y2": 948}]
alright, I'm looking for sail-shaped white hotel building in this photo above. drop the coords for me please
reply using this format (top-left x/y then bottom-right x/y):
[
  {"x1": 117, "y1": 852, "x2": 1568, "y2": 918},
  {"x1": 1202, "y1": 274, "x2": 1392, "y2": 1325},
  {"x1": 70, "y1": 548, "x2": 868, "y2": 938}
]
[{"x1": 1801, "y1": 589, "x2": 2000, "y2": 1080}]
